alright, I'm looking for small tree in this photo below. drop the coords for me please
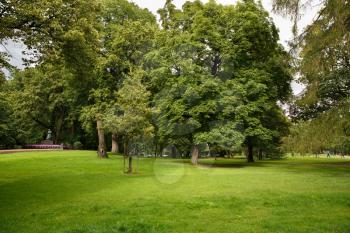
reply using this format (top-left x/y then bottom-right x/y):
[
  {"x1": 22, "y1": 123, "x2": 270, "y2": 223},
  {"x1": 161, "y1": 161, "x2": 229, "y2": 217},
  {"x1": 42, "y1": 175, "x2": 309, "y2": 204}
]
[{"x1": 105, "y1": 70, "x2": 153, "y2": 173}]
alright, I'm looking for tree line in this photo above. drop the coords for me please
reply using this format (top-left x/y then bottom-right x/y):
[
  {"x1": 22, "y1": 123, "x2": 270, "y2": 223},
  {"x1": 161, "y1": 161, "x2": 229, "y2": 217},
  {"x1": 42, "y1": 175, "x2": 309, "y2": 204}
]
[
  {"x1": 2, "y1": 0, "x2": 347, "y2": 169},
  {"x1": 274, "y1": 0, "x2": 350, "y2": 156}
]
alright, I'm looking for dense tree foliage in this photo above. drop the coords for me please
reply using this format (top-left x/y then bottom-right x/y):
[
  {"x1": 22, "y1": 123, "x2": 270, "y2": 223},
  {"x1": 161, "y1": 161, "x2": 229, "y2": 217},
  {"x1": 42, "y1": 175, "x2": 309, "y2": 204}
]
[
  {"x1": 147, "y1": 0, "x2": 292, "y2": 163},
  {"x1": 104, "y1": 70, "x2": 154, "y2": 172},
  {"x1": 273, "y1": 0, "x2": 350, "y2": 154},
  {"x1": 283, "y1": 101, "x2": 350, "y2": 155},
  {"x1": 0, "y1": 0, "x2": 294, "y2": 165}
]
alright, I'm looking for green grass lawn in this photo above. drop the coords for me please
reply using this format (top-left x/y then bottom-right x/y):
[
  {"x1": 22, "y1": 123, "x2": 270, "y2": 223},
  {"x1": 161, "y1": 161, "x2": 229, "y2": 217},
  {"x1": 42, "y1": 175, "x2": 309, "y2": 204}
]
[{"x1": 0, "y1": 151, "x2": 349, "y2": 233}]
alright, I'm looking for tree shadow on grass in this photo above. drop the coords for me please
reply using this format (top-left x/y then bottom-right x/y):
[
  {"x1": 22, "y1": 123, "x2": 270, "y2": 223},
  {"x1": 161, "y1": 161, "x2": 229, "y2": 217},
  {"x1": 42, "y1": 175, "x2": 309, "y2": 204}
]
[
  {"x1": 0, "y1": 171, "x2": 134, "y2": 214},
  {"x1": 172, "y1": 158, "x2": 350, "y2": 176},
  {"x1": 172, "y1": 158, "x2": 268, "y2": 168}
]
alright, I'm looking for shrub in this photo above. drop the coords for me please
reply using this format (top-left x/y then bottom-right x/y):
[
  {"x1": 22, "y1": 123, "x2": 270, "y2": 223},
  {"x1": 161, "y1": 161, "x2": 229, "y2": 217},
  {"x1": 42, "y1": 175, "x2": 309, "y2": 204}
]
[{"x1": 73, "y1": 141, "x2": 83, "y2": 150}]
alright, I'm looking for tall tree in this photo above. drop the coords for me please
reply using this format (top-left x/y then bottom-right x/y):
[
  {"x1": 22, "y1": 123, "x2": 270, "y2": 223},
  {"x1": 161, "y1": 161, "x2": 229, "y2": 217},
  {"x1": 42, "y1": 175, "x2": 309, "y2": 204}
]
[
  {"x1": 1, "y1": 0, "x2": 103, "y2": 149},
  {"x1": 273, "y1": 0, "x2": 349, "y2": 113},
  {"x1": 76, "y1": 0, "x2": 156, "y2": 156},
  {"x1": 147, "y1": 0, "x2": 292, "y2": 163},
  {"x1": 273, "y1": 0, "x2": 350, "y2": 153},
  {"x1": 6, "y1": 62, "x2": 77, "y2": 144}
]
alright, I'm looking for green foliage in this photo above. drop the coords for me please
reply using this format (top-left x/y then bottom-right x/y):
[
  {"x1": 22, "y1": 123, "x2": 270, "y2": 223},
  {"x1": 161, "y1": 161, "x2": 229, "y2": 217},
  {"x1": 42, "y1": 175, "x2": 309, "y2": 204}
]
[
  {"x1": 104, "y1": 70, "x2": 154, "y2": 152},
  {"x1": 274, "y1": 0, "x2": 350, "y2": 116},
  {"x1": 0, "y1": 91, "x2": 16, "y2": 148},
  {"x1": 1, "y1": 0, "x2": 293, "y2": 159},
  {"x1": 73, "y1": 141, "x2": 83, "y2": 150},
  {"x1": 148, "y1": 0, "x2": 292, "y2": 158},
  {"x1": 273, "y1": 0, "x2": 350, "y2": 154},
  {"x1": 283, "y1": 101, "x2": 350, "y2": 154},
  {"x1": 80, "y1": 0, "x2": 157, "y2": 139},
  {"x1": 6, "y1": 62, "x2": 81, "y2": 143}
]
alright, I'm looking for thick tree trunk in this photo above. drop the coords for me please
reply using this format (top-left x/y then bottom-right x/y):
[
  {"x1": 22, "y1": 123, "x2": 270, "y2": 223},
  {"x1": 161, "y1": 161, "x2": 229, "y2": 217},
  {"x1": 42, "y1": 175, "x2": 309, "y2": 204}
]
[
  {"x1": 128, "y1": 156, "x2": 133, "y2": 173},
  {"x1": 111, "y1": 133, "x2": 119, "y2": 153},
  {"x1": 247, "y1": 144, "x2": 254, "y2": 162},
  {"x1": 171, "y1": 146, "x2": 177, "y2": 158},
  {"x1": 97, "y1": 120, "x2": 108, "y2": 158},
  {"x1": 191, "y1": 145, "x2": 199, "y2": 165},
  {"x1": 54, "y1": 112, "x2": 64, "y2": 144}
]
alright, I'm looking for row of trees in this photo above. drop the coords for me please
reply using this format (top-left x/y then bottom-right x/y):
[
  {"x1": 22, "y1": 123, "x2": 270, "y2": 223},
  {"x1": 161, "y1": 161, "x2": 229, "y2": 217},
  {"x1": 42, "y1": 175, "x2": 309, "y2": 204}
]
[
  {"x1": 0, "y1": 0, "x2": 293, "y2": 169},
  {"x1": 274, "y1": 0, "x2": 350, "y2": 155}
]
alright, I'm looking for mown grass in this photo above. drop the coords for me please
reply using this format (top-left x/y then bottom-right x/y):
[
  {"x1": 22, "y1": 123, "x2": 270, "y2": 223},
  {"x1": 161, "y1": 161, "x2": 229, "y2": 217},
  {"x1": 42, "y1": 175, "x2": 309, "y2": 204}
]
[{"x1": 0, "y1": 151, "x2": 349, "y2": 233}]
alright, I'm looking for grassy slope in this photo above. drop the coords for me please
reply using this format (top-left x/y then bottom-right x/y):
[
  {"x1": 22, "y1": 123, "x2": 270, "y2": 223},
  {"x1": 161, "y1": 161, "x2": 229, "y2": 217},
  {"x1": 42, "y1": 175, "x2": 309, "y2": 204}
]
[{"x1": 0, "y1": 151, "x2": 349, "y2": 233}]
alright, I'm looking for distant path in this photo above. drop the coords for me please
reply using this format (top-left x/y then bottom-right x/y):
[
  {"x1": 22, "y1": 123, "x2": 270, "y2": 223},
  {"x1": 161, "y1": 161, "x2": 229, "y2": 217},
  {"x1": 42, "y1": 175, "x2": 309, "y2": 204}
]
[{"x1": 0, "y1": 149, "x2": 64, "y2": 154}]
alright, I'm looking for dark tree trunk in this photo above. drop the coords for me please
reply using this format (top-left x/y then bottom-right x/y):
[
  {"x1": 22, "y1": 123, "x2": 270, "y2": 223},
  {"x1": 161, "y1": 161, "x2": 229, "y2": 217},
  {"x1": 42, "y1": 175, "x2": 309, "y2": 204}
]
[
  {"x1": 50, "y1": 128, "x2": 57, "y2": 144},
  {"x1": 171, "y1": 146, "x2": 177, "y2": 158},
  {"x1": 128, "y1": 156, "x2": 133, "y2": 173},
  {"x1": 123, "y1": 140, "x2": 128, "y2": 156},
  {"x1": 124, "y1": 140, "x2": 132, "y2": 173},
  {"x1": 54, "y1": 111, "x2": 64, "y2": 144},
  {"x1": 191, "y1": 145, "x2": 199, "y2": 165},
  {"x1": 97, "y1": 120, "x2": 108, "y2": 158},
  {"x1": 154, "y1": 143, "x2": 158, "y2": 157},
  {"x1": 247, "y1": 144, "x2": 254, "y2": 162},
  {"x1": 258, "y1": 149, "x2": 263, "y2": 160},
  {"x1": 54, "y1": 130, "x2": 60, "y2": 145},
  {"x1": 111, "y1": 133, "x2": 119, "y2": 153},
  {"x1": 211, "y1": 54, "x2": 221, "y2": 76}
]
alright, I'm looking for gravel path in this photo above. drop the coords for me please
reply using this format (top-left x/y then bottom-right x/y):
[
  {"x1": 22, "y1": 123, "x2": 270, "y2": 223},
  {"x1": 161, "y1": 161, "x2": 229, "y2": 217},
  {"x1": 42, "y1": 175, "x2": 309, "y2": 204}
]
[{"x1": 0, "y1": 149, "x2": 63, "y2": 154}]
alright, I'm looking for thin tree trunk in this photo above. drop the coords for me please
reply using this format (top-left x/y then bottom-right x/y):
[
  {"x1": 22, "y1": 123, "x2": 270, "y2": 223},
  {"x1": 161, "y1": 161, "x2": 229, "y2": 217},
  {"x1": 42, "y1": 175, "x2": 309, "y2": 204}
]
[
  {"x1": 191, "y1": 145, "x2": 199, "y2": 165},
  {"x1": 97, "y1": 119, "x2": 107, "y2": 158},
  {"x1": 111, "y1": 133, "x2": 119, "y2": 153},
  {"x1": 124, "y1": 140, "x2": 133, "y2": 173},
  {"x1": 247, "y1": 144, "x2": 254, "y2": 162},
  {"x1": 154, "y1": 143, "x2": 157, "y2": 157},
  {"x1": 124, "y1": 140, "x2": 128, "y2": 156},
  {"x1": 211, "y1": 54, "x2": 221, "y2": 76},
  {"x1": 258, "y1": 149, "x2": 263, "y2": 160}
]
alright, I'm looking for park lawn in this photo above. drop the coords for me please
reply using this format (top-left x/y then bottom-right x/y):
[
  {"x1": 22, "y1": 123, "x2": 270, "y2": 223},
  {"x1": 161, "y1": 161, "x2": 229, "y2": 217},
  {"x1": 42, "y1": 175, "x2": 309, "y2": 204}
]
[{"x1": 0, "y1": 151, "x2": 349, "y2": 233}]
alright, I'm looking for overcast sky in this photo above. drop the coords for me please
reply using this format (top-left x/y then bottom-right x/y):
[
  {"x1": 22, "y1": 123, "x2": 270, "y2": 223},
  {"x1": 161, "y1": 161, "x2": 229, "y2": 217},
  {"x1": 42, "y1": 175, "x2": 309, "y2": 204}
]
[{"x1": 2, "y1": 0, "x2": 321, "y2": 95}]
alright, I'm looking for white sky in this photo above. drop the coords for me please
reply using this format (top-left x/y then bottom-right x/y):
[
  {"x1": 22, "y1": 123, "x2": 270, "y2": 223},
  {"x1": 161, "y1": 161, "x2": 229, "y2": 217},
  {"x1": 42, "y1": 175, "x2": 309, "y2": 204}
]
[{"x1": 2, "y1": 0, "x2": 322, "y2": 95}]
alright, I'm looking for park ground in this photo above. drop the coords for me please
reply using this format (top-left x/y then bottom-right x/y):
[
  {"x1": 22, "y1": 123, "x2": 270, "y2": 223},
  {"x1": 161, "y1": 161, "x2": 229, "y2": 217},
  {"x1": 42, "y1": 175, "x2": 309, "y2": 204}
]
[{"x1": 0, "y1": 151, "x2": 349, "y2": 233}]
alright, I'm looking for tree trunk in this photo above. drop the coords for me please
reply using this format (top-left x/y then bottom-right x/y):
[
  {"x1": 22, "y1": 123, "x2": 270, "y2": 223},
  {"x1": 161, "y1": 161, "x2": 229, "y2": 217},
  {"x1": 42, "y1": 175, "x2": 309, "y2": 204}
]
[
  {"x1": 258, "y1": 149, "x2": 263, "y2": 160},
  {"x1": 171, "y1": 145, "x2": 177, "y2": 158},
  {"x1": 54, "y1": 112, "x2": 64, "y2": 144},
  {"x1": 124, "y1": 140, "x2": 133, "y2": 173},
  {"x1": 97, "y1": 120, "x2": 108, "y2": 158},
  {"x1": 191, "y1": 145, "x2": 199, "y2": 165},
  {"x1": 128, "y1": 156, "x2": 133, "y2": 173},
  {"x1": 124, "y1": 140, "x2": 128, "y2": 156},
  {"x1": 247, "y1": 144, "x2": 254, "y2": 162},
  {"x1": 111, "y1": 133, "x2": 119, "y2": 153},
  {"x1": 154, "y1": 143, "x2": 158, "y2": 157},
  {"x1": 211, "y1": 54, "x2": 221, "y2": 76}
]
